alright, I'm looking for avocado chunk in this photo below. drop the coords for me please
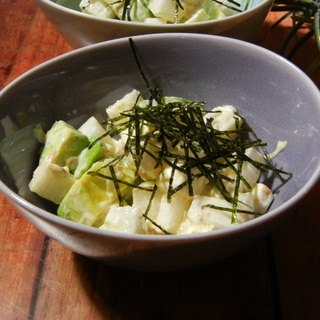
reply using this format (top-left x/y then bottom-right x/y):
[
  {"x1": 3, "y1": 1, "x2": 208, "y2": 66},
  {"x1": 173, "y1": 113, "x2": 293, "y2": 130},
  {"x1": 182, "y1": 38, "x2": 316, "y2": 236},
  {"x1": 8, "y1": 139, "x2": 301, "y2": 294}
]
[
  {"x1": 58, "y1": 156, "x2": 137, "y2": 227},
  {"x1": 74, "y1": 141, "x2": 105, "y2": 179},
  {"x1": 57, "y1": 161, "x2": 118, "y2": 227},
  {"x1": 40, "y1": 120, "x2": 89, "y2": 170}
]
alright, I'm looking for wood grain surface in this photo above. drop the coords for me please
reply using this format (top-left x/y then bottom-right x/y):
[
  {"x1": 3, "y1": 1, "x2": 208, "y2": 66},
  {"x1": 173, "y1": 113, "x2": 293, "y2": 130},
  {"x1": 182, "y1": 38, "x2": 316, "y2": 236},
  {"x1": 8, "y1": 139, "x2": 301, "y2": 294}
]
[{"x1": 1, "y1": 1, "x2": 320, "y2": 319}]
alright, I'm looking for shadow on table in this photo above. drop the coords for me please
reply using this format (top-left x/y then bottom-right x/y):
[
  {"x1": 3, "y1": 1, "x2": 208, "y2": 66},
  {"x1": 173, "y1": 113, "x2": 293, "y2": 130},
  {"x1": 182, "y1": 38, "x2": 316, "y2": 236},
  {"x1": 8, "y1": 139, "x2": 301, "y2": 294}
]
[{"x1": 72, "y1": 237, "x2": 281, "y2": 320}]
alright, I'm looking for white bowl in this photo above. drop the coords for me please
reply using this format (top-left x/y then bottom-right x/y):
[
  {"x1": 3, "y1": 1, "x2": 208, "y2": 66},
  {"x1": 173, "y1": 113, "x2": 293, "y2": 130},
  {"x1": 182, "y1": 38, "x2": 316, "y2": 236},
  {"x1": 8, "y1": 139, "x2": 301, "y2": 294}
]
[
  {"x1": 0, "y1": 34, "x2": 320, "y2": 270},
  {"x1": 36, "y1": 0, "x2": 272, "y2": 47}
]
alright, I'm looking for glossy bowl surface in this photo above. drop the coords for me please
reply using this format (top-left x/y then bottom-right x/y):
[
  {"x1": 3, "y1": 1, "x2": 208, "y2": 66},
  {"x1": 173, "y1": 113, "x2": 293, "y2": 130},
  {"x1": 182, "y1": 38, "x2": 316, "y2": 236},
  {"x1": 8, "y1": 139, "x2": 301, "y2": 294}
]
[
  {"x1": 0, "y1": 34, "x2": 320, "y2": 270},
  {"x1": 36, "y1": 0, "x2": 272, "y2": 47}
]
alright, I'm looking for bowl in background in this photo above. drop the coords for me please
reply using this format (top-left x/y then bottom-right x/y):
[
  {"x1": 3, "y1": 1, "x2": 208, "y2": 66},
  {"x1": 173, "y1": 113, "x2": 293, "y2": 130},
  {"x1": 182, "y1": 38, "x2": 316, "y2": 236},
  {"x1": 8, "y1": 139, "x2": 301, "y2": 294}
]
[
  {"x1": 0, "y1": 34, "x2": 319, "y2": 271},
  {"x1": 36, "y1": 0, "x2": 273, "y2": 47}
]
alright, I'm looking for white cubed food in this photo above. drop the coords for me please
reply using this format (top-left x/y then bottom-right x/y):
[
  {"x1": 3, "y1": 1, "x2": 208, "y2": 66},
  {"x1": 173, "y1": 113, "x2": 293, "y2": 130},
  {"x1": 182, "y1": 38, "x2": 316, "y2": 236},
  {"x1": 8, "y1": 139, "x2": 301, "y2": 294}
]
[
  {"x1": 155, "y1": 193, "x2": 191, "y2": 234},
  {"x1": 29, "y1": 161, "x2": 75, "y2": 204},
  {"x1": 78, "y1": 116, "x2": 106, "y2": 140},
  {"x1": 102, "y1": 205, "x2": 145, "y2": 234},
  {"x1": 148, "y1": 0, "x2": 176, "y2": 22}
]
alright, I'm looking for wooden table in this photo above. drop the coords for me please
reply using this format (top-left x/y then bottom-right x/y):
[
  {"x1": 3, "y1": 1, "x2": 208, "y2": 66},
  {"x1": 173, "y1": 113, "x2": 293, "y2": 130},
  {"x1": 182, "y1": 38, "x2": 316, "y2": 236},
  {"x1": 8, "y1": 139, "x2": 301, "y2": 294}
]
[{"x1": 1, "y1": 1, "x2": 320, "y2": 319}]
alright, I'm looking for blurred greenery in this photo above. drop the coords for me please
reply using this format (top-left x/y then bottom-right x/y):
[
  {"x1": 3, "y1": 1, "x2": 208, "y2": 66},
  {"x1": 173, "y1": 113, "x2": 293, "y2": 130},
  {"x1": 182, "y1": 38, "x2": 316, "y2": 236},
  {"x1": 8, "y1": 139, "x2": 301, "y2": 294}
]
[{"x1": 271, "y1": 0, "x2": 320, "y2": 74}]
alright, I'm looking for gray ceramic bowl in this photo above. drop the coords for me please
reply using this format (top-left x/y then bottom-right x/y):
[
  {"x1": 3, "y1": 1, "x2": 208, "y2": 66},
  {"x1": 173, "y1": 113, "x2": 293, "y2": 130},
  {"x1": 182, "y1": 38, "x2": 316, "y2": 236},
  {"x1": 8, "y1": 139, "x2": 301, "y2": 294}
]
[
  {"x1": 1, "y1": 34, "x2": 320, "y2": 271},
  {"x1": 36, "y1": 0, "x2": 272, "y2": 47}
]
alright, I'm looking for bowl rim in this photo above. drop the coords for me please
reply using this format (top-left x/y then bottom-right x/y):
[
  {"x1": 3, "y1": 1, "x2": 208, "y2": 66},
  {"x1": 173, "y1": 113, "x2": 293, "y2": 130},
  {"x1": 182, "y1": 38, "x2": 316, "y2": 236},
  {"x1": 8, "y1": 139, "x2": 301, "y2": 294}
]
[
  {"x1": 36, "y1": 0, "x2": 273, "y2": 27},
  {"x1": 1, "y1": 33, "x2": 320, "y2": 242}
]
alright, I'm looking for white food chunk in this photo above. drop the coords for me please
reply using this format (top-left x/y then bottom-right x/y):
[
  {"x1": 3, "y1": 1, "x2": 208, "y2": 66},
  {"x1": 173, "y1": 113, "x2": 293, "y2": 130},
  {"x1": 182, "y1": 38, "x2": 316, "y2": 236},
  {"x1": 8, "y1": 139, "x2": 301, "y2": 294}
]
[
  {"x1": 138, "y1": 142, "x2": 162, "y2": 181},
  {"x1": 179, "y1": 195, "x2": 253, "y2": 233},
  {"x1": 222, "y1": 147, "x2": 265, "y2": 193},
  {"x1": 133, "y1": 181, "x2": 190, "y2": 234},
  {"x1": 155, "y1": 193, "x2": 191, "y2": 234},
  {"x1": 205, "y1": 105, "x2": 242, "y2": 134},
  {"x1": 132, "y1": 181, "x2": 161, "y2": 230},
  {"x1": 101, "y1": 205, "x2": 146, "y2": 234},
  {"x1": 29, "y1": 161, "x2": 75, "y2": 204},
  {"x1": 267, "y1": 140, "x2": 288, "y2": 160},
  {"x1": 249, "y1": 183, "x2": 274, "y2": 213},
  {"x1": 148, "y1": 0, "x2": 176, "y2": 22},
  {"x1": 80, "y1": 0, "x2": 116, "y2": 18},
  {"x1": 178, "y1": 184, "x2": 274, "y2": 234},
  {"x1": 78, "y1": 116, "x2": 106, "y2": 141},
  {"x1": 240, "y1": 148, "x2": 265, "y2": 191},
  {"x1": 106, "y1": 89, "x2": 143, "y2": 119},
  {"x1": 157, "y1": 164, "x2": 188, "y2": 196},
  {"x1": 144, "y1": 17, "x2": 167, "y2": 24},
  {"x1": 185, "y1": 8, "x2": 210, "y2": 23}
]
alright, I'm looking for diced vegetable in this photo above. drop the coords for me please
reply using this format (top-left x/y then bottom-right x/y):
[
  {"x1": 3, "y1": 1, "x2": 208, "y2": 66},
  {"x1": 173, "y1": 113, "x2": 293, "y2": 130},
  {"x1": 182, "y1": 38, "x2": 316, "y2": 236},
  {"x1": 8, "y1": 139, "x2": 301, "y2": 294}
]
[
  {"x1": 0, "y1": 124, "x2": 40, "y2": 197},
  {"x1": 58, "y1": 152, "x2": 136, "y2": 226},
  {"x1": 29, "y1": 161, "x2": 75, "y2": 204},
  {"x1": 101, "y1": 205, "x2": 146, "y2": 233},
  {"x1": 78, "y1": 116, "x2": 106, "y2": 141},
  {"x1": 73, "y1": 141, "x2": 105, "y2": 179},
  {"x1": 106, "y1": 89, "x2": 143, "y2": 120},
  {"x1": 39, "y1": 120, "x2": 89, "y2": 170},
  {"x1": 58, "y1": 160, "x2": 117, "y2": 226}
]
